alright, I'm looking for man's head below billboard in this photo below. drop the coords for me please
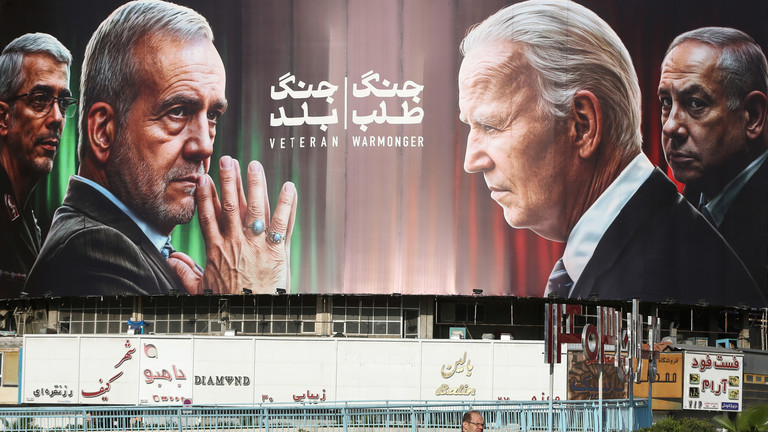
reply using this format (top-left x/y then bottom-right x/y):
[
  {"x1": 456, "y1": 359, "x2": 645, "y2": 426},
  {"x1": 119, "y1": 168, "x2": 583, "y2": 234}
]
[{"x1": 457, "y1": 0, "x2": 766, "y2": 307}]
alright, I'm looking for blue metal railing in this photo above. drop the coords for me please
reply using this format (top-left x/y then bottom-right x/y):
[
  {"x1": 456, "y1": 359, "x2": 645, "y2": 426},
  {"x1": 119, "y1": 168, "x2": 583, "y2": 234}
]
[{"x1": 0, "y1": 399, "x2": 650, "y2": 431}]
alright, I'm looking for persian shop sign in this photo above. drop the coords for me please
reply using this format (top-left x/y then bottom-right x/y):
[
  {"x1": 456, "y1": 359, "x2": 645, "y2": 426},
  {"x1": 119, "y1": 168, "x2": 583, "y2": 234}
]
[{"x1": 683, "y1": 352, "x2": 743, "y2": 412}]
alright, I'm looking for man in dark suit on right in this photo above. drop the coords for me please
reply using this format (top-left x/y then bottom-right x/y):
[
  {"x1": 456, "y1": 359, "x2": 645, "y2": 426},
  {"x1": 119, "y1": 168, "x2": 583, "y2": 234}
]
[
  {"x1": 459, "y1": 0, "x2": 766, "y2": 306},
  {"x1": 659, "y1": 27, "x2": 768, "y2": 293}
]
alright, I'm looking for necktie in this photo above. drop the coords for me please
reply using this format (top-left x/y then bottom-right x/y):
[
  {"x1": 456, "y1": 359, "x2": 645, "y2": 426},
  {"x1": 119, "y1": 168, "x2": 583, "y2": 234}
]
[
  {"x1": 544, "y1": 258, "x2": 573, "y2": 298},
  {"x1": 161, "y1": 239, "x2": 174, "y2": 260}
]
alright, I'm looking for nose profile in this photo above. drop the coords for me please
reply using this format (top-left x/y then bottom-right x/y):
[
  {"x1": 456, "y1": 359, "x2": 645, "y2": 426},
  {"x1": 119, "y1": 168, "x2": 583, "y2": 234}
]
[
  {"x1": 463, "y1": 132, "x2": 492, "y2": 173},
  {"x1": 661, "y1": 105, "x2": 687, "y2": 144},
  {"x1": 45, "y1": 99, "x2": 65, "y2": 131},
  {"x1": 184, "y1": 113, "x2": 215, "y2": 162}
]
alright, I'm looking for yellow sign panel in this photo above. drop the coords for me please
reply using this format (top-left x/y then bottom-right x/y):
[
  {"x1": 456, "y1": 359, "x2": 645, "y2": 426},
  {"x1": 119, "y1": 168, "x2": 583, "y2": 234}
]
[{"x1": 634, "y1": 352, "x2": 683, "y2": 411}]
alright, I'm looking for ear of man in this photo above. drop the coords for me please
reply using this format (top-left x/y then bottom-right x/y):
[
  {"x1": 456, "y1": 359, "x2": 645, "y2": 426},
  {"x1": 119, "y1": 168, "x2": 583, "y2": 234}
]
[
  {"x1": 743, "y1": 90, "x2": 768, "y2": 142},
  {"x1": 569, "y1": 90, "x2": 602, "y2": 160},
  {"x1": 86, "y1": 102, "x2": 116, "y2": 165},
  {"x1": 0, "y1": 102, "x2": 10, "y2": 136}
]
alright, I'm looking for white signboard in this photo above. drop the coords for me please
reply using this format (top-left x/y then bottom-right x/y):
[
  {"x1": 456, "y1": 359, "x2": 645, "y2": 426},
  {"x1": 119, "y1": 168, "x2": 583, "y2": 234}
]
[
  {"x1": 79, "y1": 337, "x2": 140, "y2": 404},
  {"x1": 194, "y1": 338, "x2": 255, "y2": 404},
  {"x1": 137, "y1": 338, "x2": 193, "y2": 405},
  {"x1": 683, "y1": 351, "x2": 742, "y2": 412},
  {"x1": 494, "y1": 342, "x2": 567, "y2": 401},
  {"x1": 255, "y1": 339, "x2": 337, "y2": 403},
  {"x1": 421, "y1": 342, "x2": 492, "y2": 399},
  {"x1": 336, "y1": 339, "x2": 420, "y2": 400},
  {"x1": 22, "y1": 335, "x2": 567, "y2": 405},
  {"x1": 22, "y1": 336, "x2": 79, "y2": 404}
]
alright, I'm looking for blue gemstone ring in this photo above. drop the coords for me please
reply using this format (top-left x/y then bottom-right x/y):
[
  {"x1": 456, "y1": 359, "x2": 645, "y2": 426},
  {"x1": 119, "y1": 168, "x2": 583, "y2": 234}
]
[
  {"x1": 267, "y1": 231, "x2": 284, "y2": 244},
  {"x1": 249, "y1": 219, "x2": 266, "y2": 235}
]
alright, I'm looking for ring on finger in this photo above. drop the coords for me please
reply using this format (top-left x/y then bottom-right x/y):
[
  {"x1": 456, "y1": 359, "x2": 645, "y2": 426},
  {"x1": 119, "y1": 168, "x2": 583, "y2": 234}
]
[
  {"x1": 247, "y1": 219, "x2": 266, "y2": 235},
  {"x1": 267, "y1": 231, "x2": 284, "y2": 244}
]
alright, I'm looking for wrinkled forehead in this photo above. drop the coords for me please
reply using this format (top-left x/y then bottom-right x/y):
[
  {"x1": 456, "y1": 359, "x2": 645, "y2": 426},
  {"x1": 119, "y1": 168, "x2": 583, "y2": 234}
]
[
  {"x1": 19, "y1": 53, "x2": 70, "y2": 89},
  {"x1": 661, "y1": 41, "x2": 722, "y2": 78},
  {"x1": 130, "y1": 32, "x2": 224, "y2": 81},
  {"x1": 460, "y1": 41, "x2": 534, "y2": 94}
]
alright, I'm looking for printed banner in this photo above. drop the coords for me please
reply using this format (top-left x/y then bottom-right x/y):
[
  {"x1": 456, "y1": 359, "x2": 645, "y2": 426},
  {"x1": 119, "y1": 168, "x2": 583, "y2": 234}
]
[{"x1": 2, "y1": 0, "x2": 767, "y2": 305}]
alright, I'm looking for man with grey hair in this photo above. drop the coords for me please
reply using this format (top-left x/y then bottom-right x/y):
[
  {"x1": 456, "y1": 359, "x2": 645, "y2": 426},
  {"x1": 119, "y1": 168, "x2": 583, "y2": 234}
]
[
  {"x1": 26, "y1": 0, "x2": 296, "y2": 296},
  {"x1": 0, "y1": 33, "x2": 74, "y2": 297},
  {"x1": 659, "y1": 27, "x2": 768, "y2": 293},
  {"x1": 459, "y1": 0, "x2": 765, "y2": 305}
]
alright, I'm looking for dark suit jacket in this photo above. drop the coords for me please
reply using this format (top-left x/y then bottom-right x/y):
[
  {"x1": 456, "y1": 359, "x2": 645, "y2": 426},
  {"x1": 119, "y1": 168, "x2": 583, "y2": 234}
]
[
  {"x1": 0, "y1": 165, "x2": 40, "y2": 297},
  {"x1": 25, "y1": 177, "x2": 188, "y2": 296},
  {"x1": 569, "y1": 169, "x2": 766, "y2": 307},
  {"x1": 695, "y1": 156, "x2": 768, "y2": 295}
]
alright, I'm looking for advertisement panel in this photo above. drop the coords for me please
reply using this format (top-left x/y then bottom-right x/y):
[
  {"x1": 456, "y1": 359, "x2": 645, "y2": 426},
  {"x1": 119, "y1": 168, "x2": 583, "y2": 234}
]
[
  {"x1": 22, "y1": 336, "x2": 79, "y2": 404},
  {"x1": 137, "y1": 338, "x2": 194, "y2": 405},
  {"x1": 78, "y1": 337, "x2": 141, "y2": 405},
  {"x1": 567, "y1": 352, "x2": 627, "y2": 400},
  {"x1": 255, "y1": 339, "x2": 337, "y2": 403},
  {"x1": 2, "y1": 1, "x2": 767, "y2": 306},
  {"x1": 634, "y1": 352, "x2": 684, "y2": 411},
  {"x1": 421, "y1": 342, "x2": 493, "y2": 400},
  {"x1": 193, "y1": 338, "x2": 255, "y2": 404},
  {"x1": 21, "y1": 335, "x2": 568, "y2": 405},
  {"x1": 683, "y1": 351, "x2": 743, "y2": 412}
]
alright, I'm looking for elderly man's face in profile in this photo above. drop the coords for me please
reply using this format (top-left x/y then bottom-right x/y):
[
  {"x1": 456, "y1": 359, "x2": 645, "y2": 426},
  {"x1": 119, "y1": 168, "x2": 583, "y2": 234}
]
[
  {"x1": 659, "y1": 41, "x2": 749, "y2": 191},
  {"x1": 459, "y1": 42, "x2": 570, "y2": 240},
  {"x1": 107, "y1": 36, "x2": 227, "y2": 235}
]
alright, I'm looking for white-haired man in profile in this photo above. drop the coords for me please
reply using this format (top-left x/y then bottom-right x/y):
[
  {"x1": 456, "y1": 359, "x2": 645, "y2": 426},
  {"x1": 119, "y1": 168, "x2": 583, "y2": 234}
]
[{"x1": 458, "y1": 0, "x2": 765, "y2": 306}]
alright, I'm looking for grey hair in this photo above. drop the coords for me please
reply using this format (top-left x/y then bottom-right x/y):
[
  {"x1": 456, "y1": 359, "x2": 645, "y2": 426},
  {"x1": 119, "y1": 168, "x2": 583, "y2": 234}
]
[
  {"x1": 78, "y1": 0, "x2": 214, "y2": 162},
  {"x1": 0, "y1": 33, "x2": 72, "y2": 101},
  {"x1": 666, "y1": 27, "x2": 768, "y2": 111},
  {"x1": 460, "y1": 0, "x2": 642, "y2": 152}
]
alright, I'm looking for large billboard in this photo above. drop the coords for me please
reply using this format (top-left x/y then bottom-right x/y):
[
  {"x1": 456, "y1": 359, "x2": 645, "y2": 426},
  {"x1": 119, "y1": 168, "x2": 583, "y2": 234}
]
[
  {"x1": 1, "y1": 0, "x2": 767, "y2": 305},
  {"x1": 21, "y1": 335, "x2": 568, "y2": 405}
]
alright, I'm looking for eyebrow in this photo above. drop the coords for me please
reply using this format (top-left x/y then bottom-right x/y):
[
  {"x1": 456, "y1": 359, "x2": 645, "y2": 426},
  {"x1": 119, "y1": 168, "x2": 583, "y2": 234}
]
[
  {"x1": 679, "y1": 83, "x2": 713, "y2": 99},
  {"x1": 658, "y1": 82, "x2": 712, "y2": 100},
  {"x1": 158, "y1": 94, "x2": 202, "y2": 113},
  {"x1": 158, "y1": 94, "x2": 228, "y2": 114},
  {"x1": 213, "y1": 98, "x2": 228, "y2": 114},
  {"x1": 28, "y1": 84, "x2": 71, "y2": 98}
]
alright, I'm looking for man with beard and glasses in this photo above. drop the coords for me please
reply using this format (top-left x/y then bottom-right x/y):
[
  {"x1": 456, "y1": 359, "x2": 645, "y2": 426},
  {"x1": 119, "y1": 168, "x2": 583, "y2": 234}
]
[
  {"x1": 25, "y1": 0, "x2": 297, "y2": 296},
  {"x1": 0, "y1": 33, "x2": 73, "y2": 297}
]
